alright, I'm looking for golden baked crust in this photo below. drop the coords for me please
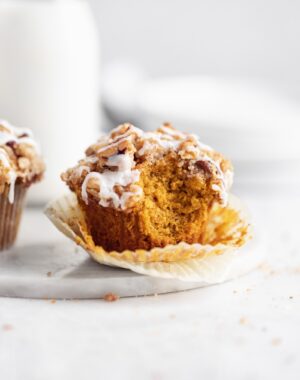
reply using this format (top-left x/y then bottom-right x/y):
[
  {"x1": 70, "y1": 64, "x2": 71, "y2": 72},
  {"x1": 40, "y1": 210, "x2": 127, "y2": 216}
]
[
  {"x1": 62, "y1": 123, "x2": 233, "y2": 251},
  {"x1": 0, "y1": 120, "x2": 45, "y2": 195}
]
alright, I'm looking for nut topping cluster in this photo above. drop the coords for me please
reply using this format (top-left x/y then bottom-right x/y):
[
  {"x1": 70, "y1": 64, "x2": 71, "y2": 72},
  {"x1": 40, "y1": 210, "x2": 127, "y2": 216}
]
[
  {"x1": 0, "y1": 121, "x2": 45, "y2": 193},
  {"x1": 62, "y1": 123, "x2": 233, "y2": 210}
]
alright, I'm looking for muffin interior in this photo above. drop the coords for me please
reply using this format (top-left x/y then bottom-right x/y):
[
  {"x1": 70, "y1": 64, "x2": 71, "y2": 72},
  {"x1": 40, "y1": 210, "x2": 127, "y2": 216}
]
[{"x1": 139, "y1": 152, "x2": 214, "y2": 244}]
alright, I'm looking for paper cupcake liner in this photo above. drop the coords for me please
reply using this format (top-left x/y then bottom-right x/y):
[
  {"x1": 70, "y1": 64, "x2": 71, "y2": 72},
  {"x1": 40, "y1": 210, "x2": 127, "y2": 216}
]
[
  {"x1": 0, "y1": 183, "x2": 27, "y2": 251},
  {"x1": 44, "y1": 193, "x2": 255, "y2": 282}
]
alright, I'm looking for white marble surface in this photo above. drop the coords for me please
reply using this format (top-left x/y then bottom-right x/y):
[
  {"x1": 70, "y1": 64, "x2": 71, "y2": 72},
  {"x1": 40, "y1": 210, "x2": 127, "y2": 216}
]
[
  {"x1": 0, "y1": 241, "x2": 214, "y2": 299},
  {"x1": 0, "y1": 192, "x2": 300, "y2": 380}
]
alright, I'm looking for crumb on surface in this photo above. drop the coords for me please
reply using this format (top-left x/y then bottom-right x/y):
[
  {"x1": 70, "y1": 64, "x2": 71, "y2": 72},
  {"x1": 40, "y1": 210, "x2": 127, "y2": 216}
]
[
  {"x1": 104, "y1": 293, "x2": 119, "y2": 302},
  {"x1": 239, "y1": 317, "x2": 247, "y2": 325},
  {"x1": 271, "y1": 338, "x2": 282, "y2": 346},
  {"x1": 50, "y1": 299, "x2": 56, "y2": 304},
  {"x1": 47, "y1": 271, "x2": 52, "y2": 277},
  {"x1": 258, "y1": 262, "x2": 274, "y2": 274},
  {"x1": 2, "y1": 324, "x2": 13, "y2": 331}
]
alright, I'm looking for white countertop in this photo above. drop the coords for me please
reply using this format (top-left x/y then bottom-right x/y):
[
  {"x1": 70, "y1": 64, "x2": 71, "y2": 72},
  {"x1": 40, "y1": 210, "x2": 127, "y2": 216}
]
[{"x1": 0, "y1": 191, "x2": 300, "y2": 380}]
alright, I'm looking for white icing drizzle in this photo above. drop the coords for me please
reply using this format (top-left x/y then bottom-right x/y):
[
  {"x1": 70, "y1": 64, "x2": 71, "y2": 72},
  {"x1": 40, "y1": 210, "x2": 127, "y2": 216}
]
[
  {"x1": 119, "y1": 185, "x2": 143, "y2": 209},
  {"x1": 85, "y1": 156, "x2": 98, "y2": 164},
  {"x1": 81, "y1": 154, "x2": 140, "y2": 209},
  {"x1": 8, "y1": 172, "x2": 17, "y2": 204},
  {"x1": 0, "y1": 148, "x2": 10, "y2": 168},
  {"x1": 137, "y1": 131, "x2": 181, "y2": 156},
  {"x1": 76, "y1": 123, "x2": 232, "y2": 209},
  {"x1": 110, "y1": 124, "x2": 143, "y2": 138},
  {"x1": 0, "y1": 120, "x2": 38, "y2": 203},
  {"x1": 189, "y1": 134, "x2": 213, "y2": 151},
  {"x1": 159, "y1": 125, "x2": 186, "y2": 139},
  {"x1": 204, "y1": 155, "x2": 229, "y2": 205},
  {"x1": 0, "y1": 120, "x2": 37, "y2": 148},
  {"x1": 0, "y1": 148, "x2": 17, "y2": 203},
  {"x1": 96, "y1": 135, "x2": 131, "y2": 154}
]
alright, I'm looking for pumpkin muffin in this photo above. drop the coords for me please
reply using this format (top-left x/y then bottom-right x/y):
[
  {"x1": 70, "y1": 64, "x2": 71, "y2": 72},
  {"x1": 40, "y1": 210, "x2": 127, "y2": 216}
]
[
  {"x1": 62, "y1": 123, "x2": 233, "y2": 252},
  {"x1": 0, "y1": 120, "x2": 45, "y2": 250}
]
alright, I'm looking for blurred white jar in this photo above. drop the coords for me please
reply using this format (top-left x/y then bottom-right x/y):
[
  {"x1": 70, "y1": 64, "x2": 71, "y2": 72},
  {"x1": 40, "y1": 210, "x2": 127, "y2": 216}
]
[{"x1": 0, "y1": 0, "x2": 100, "y2": 203}]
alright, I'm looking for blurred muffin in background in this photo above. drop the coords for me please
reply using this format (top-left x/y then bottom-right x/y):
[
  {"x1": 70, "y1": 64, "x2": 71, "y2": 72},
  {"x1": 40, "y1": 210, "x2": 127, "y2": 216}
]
[{"x1": 0, "y1": 120, "x2": 45, "y2": 250}]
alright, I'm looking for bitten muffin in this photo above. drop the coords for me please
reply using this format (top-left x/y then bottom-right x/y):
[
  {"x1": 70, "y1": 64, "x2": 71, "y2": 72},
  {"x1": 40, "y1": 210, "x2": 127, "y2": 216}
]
[
  {"x1": 62, "y1": 123, "x2": 233, "y2": 252},
  {"x1": 0, "y1": 120, "x2": 45, "y2": 250}
]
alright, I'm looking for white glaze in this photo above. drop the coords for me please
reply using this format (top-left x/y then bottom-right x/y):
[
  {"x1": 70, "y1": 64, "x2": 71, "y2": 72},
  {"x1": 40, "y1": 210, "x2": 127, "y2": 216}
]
[
  {"x1": 0, "y1": 120, "x2": 38, "y2": 203},
  {"x1": 0, "y1": 148, "x2": 10, "y2": 168},
  {"x1": 8, "y1": 172, "x2": 17, "y2": 204},
  {"x1": 81, "y1": 154, "x2": 140, "y2": 209},
  {"x1": 77, "y1": 124, "x2": 231, "y2": 209},
  {"x1": 204, "y1": 155, "x2": 229, "y2": 205},
  {"x1": 85, "y1": 156, "x2": 98, "y2": 164},
  {"x1": 159, "y1": 125, "x2": 186, "y2": 139},
  {"x1": 137, "y1": 131, "x2": 181, "y2": 156},
  {"x1": 97, "y1": 135, "x2": 130, "y2": 154}
]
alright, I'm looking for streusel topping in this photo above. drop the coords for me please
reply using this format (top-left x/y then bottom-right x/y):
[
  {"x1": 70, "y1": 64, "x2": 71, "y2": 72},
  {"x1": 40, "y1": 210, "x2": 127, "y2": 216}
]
[
  {"x1": 0, "y1": 120, "x2": 45, "y2": 202},
  {"x1": 62, "y1": 123, "x2": 233, "y2": 210}
]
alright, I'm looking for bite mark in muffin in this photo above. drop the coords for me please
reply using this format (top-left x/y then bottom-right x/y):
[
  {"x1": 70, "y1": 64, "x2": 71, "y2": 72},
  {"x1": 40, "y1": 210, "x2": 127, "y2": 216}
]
[{"x1": 62, "y1": 123, "x2": 233, "y2": 252}]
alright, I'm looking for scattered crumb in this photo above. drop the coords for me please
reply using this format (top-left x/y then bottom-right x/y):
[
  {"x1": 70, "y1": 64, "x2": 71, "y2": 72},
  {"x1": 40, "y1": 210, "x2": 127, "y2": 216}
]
[
  {"x1": 289, "y1": 296, "x2": 294, "y2": 299},
  {"x1": 104, "y1": 293, "x2": 119, "y2": 302},
  {"x1": 47, "y1": 272, "x2": 52, "y2": 277},
  {"x1": 233, "y1": 290, "x2": 238, "y2": 294},
  {"x1": 239, "y1": 317, "x2": 247, "y2": 325},
  {"x1": 271, "y1": 338, "x2": 282, "y2": 346},
  {"x1": 258, "y1": 262, "x2": 271, "y2": 272},
  {"x1": 169, "y1": 314, "x2": 176, "y2": 320},
  {"x1": 258, "y1": 262, "x2": 278, "y2": 276},
  {"x1": 2, "y1": 324, "x2": 13, "y2": 331},
  {"x1": 50, "y1": 299, "x2": 56, "y2": 304},
  {"x1": 246, "y1": 288, "x2": 252, "y2": 292}
]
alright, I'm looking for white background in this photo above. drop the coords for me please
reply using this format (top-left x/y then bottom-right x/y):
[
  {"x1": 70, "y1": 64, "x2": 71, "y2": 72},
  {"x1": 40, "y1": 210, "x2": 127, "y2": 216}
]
[{"x1": 89, "y1": 0, "x2": 300, "y2": 101}]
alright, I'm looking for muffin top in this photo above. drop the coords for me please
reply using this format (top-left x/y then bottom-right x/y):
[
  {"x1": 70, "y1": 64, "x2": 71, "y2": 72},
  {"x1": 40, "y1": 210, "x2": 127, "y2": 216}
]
[
  {"x1": 62, "y1": 123, "x2": 233, "y2": 210},
  {"x1": 0, "y1": 120, "x2": 45, "y2": 201},
  {"x1": 62, "y1": 123, "x2": 233, "y2": 211}
]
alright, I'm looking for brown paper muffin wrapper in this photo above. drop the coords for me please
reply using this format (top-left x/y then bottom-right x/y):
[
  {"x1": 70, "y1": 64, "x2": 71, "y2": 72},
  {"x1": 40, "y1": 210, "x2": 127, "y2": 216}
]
[
  {"x1": 0, "y1": 183, "x2": 27, "y2": 251},
  {"x1": 44, "y1": 193, "x2": 259, "y2": 282}
]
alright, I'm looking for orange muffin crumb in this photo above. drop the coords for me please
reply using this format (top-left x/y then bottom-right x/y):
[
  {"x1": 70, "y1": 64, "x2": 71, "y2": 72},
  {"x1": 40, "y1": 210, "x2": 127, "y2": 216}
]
[{"x1": 104, "y1": 292, "x2": 119, "y2": 302}]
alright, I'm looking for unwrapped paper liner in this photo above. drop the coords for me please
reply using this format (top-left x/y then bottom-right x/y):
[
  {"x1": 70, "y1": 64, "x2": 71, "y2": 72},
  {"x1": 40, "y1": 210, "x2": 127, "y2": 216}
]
[{"x1": 45, "y1": 193, "x2": 255, "y2": 282}]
